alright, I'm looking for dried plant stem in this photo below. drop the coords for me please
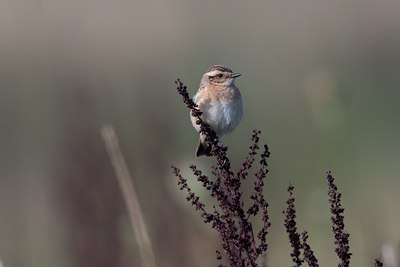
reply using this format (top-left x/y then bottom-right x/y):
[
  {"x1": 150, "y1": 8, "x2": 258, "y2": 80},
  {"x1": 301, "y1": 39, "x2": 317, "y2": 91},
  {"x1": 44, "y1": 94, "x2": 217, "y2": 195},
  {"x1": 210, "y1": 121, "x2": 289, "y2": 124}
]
[
  {"x1": 101, "y1": 124, "x2": 156, "y2": 267},
  {"x1": 173, "y1": 79, "x2": 271, "y2": 266}
]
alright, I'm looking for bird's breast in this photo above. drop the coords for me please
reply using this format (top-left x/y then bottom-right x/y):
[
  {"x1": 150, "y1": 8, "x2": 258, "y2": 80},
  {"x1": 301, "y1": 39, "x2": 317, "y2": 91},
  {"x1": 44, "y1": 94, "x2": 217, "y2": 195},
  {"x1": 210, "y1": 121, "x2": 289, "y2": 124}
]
[{"x1": 205, "y1": 95, "x2": 243, "y2": 136}]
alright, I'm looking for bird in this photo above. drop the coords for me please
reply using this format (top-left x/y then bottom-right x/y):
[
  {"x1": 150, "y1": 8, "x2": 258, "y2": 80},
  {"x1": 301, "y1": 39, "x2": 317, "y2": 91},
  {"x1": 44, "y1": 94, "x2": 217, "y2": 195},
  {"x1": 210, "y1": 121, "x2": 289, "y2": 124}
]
[{"x1": 191, "y1": 65, "x2": 243, "y2": 157}]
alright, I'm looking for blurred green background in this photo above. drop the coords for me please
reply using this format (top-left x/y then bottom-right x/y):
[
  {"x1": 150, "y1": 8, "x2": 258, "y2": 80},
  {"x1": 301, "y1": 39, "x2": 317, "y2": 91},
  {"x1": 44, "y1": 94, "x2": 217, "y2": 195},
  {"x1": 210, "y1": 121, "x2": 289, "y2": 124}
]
[{"x1": 1, "y1": 0, "x2": 400, "y2": 266}]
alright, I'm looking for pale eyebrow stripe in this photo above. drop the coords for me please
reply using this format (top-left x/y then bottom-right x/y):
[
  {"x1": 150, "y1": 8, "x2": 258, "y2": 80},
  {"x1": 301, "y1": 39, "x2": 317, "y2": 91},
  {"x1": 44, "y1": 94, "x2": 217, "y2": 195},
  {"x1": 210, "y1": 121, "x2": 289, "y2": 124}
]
[{"x1": 206, "y1": 70, "x2": 222, "y2": 77}]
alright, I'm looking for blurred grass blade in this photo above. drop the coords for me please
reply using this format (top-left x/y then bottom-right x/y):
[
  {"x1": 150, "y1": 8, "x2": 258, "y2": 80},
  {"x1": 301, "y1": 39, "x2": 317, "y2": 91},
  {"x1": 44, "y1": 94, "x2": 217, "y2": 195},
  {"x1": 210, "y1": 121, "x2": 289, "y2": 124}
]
[{"x1": 101, "y1": 124, "x2": 156, "y2": 267}]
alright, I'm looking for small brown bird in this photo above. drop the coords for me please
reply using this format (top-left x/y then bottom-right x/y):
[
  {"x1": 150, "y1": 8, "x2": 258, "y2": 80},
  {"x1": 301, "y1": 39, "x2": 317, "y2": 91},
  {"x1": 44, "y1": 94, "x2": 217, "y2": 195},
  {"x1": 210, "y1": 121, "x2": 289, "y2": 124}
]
[{"x1": 191, "y1": 65, "x2": 243, "y2": 156}]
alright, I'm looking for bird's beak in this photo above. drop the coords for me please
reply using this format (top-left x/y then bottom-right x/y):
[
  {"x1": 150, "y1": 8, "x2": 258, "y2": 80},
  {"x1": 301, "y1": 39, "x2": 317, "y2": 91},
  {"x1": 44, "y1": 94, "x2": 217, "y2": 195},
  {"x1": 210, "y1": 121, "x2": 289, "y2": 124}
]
[{"x1": 231, "y1": 73, "x2": 241, "y2": 78}]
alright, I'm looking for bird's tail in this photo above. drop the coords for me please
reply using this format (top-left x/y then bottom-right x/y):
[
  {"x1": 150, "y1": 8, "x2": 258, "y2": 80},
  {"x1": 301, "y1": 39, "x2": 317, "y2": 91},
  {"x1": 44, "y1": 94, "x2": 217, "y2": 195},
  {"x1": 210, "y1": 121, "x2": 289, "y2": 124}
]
[{"x1": 196, "y1": 138, "x2": 212, "y2": 157}]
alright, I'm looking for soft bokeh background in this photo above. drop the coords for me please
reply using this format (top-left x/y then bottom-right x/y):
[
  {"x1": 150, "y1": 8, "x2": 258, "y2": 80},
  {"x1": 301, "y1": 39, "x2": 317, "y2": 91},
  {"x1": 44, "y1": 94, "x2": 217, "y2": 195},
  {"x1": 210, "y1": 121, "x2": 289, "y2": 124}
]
[{"x1": 1, "y1": 0, "x2": 400, "y2": 266}]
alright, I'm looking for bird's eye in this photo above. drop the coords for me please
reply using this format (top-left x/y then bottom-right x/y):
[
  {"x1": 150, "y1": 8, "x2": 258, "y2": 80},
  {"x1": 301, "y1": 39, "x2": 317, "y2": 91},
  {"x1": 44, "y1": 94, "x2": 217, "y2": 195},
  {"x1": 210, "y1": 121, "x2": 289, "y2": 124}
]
[{"x1": 217, "y1": 74, "x2": 223, "y2": 78}]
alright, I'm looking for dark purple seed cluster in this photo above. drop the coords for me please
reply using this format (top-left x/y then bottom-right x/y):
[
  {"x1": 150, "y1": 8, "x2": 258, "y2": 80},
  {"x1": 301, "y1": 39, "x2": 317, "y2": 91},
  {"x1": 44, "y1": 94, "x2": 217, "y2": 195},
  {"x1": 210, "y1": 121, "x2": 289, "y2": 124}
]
[
  {"x1": 327, "y1": 171, "x2": 352, "y2": 267},
  {"x1": 283, "y1": 184, "x2": 303, "y2": 267}
]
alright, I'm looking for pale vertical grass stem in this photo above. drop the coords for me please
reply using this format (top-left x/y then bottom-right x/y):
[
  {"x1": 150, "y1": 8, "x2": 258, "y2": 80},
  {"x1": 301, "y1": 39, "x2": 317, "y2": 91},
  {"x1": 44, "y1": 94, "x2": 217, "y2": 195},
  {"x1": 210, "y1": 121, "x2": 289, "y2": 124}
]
[{"x1": 101, "y1": 124, "x2": 156, "y2": 267}]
